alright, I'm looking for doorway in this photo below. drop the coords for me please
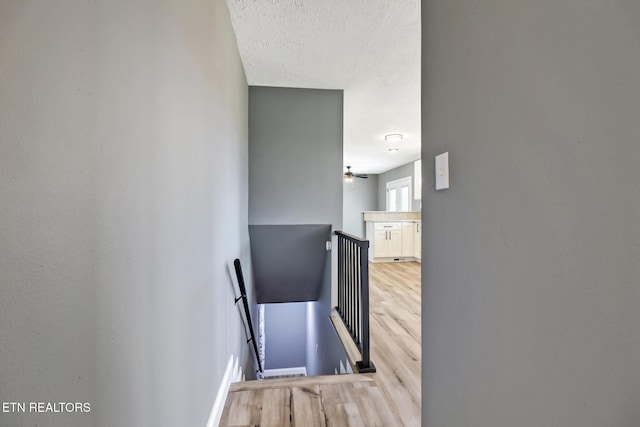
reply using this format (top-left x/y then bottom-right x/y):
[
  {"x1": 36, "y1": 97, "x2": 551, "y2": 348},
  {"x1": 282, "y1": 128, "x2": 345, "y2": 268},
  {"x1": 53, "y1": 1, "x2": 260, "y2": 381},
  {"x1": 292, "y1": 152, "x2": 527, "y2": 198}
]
[{"x1": 386, "y1": 176, "x2": 412, "y2": 212}]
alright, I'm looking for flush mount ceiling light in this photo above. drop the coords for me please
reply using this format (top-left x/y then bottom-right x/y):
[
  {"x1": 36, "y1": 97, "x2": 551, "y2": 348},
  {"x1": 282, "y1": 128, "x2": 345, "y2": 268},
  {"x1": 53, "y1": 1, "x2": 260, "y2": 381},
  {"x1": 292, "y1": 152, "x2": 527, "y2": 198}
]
[
  {"x1": 388, "y1": 148, "x2": 399, "y2": 153},
  {"x1": 384, "y1": 133, "x2": 403, "y2": 142}
]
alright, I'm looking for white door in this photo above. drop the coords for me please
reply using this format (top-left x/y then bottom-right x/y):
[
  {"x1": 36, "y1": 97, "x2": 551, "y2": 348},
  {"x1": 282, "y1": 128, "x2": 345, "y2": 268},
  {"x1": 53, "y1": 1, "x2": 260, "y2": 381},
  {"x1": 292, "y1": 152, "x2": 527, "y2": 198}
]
[{"x1": 386, "y1": 177, "x2": 412, "y2": 212}]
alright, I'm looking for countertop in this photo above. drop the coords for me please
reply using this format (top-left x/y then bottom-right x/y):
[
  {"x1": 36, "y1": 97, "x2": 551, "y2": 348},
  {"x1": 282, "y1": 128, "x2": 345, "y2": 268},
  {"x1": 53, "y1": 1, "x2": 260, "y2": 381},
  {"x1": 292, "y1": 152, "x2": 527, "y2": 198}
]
[{"x1": 362, "y1": 211, "x2": 421, "y2": 222}]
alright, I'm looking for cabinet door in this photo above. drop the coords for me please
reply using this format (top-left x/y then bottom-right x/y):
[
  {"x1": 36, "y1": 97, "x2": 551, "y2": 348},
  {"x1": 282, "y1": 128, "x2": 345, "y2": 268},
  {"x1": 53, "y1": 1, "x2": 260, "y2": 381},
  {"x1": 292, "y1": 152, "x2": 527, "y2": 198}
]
[
  {"x1": 414, "y1": 222, "x2": 422, "y2": 259},
  {"x1": 402, "y1": 222, "x2": 414, "y2": 257},
  {"x1": 387, "y1": 229, "x2": 403, "y2": 257},
  {"x1": 374, "y1": 230, "x2": 388, "y2": 258}
]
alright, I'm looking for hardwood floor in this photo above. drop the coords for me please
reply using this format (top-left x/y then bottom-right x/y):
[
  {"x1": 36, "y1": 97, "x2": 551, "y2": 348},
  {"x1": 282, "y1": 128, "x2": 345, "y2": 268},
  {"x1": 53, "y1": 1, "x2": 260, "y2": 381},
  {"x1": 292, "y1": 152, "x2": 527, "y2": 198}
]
[
  {"x1": 220, "y1": 374, "x2": 402, "y2": 427},
  {"x1": 368, "y1": 261, "x2": 421, "y2": 427},
  {"x1": 220, "y1": 261, "x2": 421, "y2": 426}
]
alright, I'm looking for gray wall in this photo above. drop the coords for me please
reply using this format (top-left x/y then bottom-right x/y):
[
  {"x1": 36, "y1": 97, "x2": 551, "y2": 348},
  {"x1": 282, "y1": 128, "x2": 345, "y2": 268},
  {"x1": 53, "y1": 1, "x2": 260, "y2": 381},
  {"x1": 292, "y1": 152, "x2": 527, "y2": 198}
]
[
  {"x1": 343, "y1": 175, "x2": 379, "y2": 237},
  {"x1": 264, "y1": 303, "x2": 308, "y2": 369},
  {"x1": 249, "y1": 224, "x2": 332, "y2": 303},
  {"x1": 0, "y1": 1, "x2": 251, "y2": 426},
  {"x1": 378, "y1": 160, "x2": 421, "y2": 211},
  {"x1": 248, "y1": 86, "x2": 345, "y2": 375},
  {"x1": 421, "y1": 1, "x2": 640, "y2": 426},
  {"x1": 306, "y1": 253, "x2": 349, "y2": 377},
  {"x1": 249, "y1": 86, "x2": 343, "y2": 229}
]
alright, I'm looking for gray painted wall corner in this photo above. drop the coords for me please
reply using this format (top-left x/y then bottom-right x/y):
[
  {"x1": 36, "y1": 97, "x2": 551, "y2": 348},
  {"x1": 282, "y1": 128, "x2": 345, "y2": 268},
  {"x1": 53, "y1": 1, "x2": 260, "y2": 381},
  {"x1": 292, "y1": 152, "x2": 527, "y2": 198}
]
[{"x1": 421, "y1": 1, "x2": 640, "y2": 426}]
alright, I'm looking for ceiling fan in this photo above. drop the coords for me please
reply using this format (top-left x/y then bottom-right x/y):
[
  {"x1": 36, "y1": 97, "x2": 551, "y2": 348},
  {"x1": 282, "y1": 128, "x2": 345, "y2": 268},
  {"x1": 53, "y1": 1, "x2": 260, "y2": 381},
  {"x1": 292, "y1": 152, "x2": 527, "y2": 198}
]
[{"x1": 344, "y1": 166, "x2": 368, "y2": 183}]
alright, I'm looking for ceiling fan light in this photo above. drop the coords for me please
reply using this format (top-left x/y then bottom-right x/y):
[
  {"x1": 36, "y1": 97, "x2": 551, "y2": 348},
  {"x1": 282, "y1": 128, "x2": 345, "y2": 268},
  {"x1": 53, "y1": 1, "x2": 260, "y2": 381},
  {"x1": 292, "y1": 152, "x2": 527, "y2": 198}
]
[
  {"x1": 384, "y1": 133, "x2": 403, "y2": 142},
  {"x1": 345, "y1": 175, "x2": 354, "y2": 183}
]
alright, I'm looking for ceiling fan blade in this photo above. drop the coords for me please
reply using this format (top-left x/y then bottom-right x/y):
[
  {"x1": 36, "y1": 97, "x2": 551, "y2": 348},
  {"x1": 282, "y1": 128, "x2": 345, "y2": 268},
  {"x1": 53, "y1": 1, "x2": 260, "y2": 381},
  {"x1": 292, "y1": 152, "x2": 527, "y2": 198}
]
[{"x1": 355, "y1": 175, "x2": 369, "y2": 179}]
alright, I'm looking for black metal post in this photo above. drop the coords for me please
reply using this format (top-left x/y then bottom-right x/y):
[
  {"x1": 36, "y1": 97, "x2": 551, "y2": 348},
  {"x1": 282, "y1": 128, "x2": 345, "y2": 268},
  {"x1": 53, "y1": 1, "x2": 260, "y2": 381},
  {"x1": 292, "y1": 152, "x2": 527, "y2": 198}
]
[{"x1": 356, "y1": 241, "x2": 375, "y2": 373}]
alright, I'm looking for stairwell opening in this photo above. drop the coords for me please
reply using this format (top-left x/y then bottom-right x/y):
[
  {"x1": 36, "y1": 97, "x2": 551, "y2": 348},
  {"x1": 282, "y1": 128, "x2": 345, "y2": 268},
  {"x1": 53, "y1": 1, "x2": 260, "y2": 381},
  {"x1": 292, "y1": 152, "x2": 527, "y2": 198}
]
[{"x1": 258, "y1": 299, "x2": 349, "y2": 379}]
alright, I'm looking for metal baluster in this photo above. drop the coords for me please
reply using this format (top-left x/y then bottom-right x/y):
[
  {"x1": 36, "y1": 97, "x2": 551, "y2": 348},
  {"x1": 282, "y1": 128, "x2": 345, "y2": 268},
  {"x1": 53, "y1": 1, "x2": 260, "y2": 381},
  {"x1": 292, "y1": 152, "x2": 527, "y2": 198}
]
[{"x1": 333, "y1": 231, "x2": 376, "y2": 373}]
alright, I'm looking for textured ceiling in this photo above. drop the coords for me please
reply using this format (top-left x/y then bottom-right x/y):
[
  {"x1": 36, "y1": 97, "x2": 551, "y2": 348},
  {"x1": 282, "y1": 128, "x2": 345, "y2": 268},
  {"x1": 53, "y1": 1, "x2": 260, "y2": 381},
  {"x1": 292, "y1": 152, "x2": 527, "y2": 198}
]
[{"x1": 226, "y1": 0, "x2": 421, "y2": 174}]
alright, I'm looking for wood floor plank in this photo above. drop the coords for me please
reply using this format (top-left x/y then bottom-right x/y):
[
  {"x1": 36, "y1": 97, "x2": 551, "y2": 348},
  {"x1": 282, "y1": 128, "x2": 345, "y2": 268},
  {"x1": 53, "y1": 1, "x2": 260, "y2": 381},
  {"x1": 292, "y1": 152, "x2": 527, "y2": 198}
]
[
  {"x1": 341, "y1": 402, "x2": 366, "y2": 427},
  {"x1": 220, "y1": 390, "x2": 263, "y2": 426},
  {"x1": 319, "y1": 383, "x2": 358, "y2": 427},
  {"x1": 260, "y1": 387, "x2": 291, "y2": 427},
  {"x1": 354, "y1": 385, "x2": 403, "y2": 427},
  {"x1": 291, "y1": 385, "x2": 326, "y2": 427},
  {"x1": 230, "y1": 373, "x2": 374, "y2": 391},
  {"x1": 368, "y1": 262, "x2": 421, "y2": 426}
]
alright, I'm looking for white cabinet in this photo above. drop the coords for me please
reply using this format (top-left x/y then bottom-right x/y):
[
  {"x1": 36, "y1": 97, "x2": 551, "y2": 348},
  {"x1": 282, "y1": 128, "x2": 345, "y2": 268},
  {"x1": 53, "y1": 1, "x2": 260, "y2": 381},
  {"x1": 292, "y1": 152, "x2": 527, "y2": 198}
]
[
  {"x1": 388, "y1": 229, "x2": 402, "y2": 256},
  {"x1": 373, "y1": 229, "x2": 388, "y2": 258},
  {"x1": 366, "y1": 220, "x2": 421, "y2": 262},
  {"x1": 414, "y1": 222, "x2": 421, "y2": 260},
  {"x1": 402, "y1": 222, "x2": 414, "y2": 257},
  {"x1": 373, "y1": 222, "x2": 402, "y2": 258}
]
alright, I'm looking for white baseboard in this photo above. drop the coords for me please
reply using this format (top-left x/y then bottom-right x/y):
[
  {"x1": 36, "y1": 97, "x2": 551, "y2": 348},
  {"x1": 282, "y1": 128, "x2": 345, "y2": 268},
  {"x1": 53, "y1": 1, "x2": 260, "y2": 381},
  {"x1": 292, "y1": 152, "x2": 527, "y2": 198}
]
[
  {"x1": 263, "y1": 366, "x2": 307, "y2": 378},
  {"x1": 206, "y1": 354, "x2": 243, "y2": 427}
]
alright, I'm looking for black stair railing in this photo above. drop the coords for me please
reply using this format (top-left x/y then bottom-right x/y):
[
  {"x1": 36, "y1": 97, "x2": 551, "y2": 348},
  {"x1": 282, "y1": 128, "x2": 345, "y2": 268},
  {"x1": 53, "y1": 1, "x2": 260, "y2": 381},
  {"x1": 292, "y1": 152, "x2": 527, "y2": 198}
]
[
  {"x1": 335, "y1": 231, "x2": 376, "y2": 373},
  {"x1": 233, "y1": 259, "x2": 263, "y2": 374}
]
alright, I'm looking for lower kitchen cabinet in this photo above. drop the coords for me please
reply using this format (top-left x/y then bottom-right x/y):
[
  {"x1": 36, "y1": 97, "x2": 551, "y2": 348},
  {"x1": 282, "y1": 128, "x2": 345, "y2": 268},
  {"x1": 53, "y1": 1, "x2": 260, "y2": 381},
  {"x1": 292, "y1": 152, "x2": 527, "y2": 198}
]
[{"x1": 366, "y1": 221, "x2": 421, "y2": 262}]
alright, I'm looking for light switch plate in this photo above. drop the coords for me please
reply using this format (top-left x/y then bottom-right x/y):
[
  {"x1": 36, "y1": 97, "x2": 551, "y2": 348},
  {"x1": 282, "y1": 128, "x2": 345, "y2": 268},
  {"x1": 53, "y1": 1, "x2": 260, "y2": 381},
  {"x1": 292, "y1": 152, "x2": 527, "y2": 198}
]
[{"x1": 435, "y1": 152, "x2": 449, "y2": 190}]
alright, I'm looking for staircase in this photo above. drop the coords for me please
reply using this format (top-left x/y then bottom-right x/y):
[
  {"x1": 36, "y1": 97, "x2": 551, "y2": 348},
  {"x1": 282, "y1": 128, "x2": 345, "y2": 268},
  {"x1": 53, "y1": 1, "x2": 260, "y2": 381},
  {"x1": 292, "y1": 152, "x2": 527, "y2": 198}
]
[
  {"x1": 219, "y1": 373, "x2": 401, "y2": 427},
  {"x1": 220, "y1": 229, "x2": 387, "y2": 426}
]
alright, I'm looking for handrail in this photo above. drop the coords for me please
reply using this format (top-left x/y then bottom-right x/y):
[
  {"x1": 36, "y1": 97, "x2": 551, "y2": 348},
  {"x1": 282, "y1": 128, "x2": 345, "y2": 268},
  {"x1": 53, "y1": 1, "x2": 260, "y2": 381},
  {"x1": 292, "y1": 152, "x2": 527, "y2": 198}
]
[
  {"x1": 334, "y1": 231, "x2": 376, "y2": 373},
  {"x1": 233, "y1": 259, "x2": 263, "y2": 374}
]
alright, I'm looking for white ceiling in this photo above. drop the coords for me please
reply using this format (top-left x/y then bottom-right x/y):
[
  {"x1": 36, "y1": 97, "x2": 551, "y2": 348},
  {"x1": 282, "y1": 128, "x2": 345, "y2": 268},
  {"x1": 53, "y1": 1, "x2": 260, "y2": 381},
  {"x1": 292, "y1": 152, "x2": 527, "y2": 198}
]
[{"x1": 226, "y1": 0, "x2": 421, "y2": 175}]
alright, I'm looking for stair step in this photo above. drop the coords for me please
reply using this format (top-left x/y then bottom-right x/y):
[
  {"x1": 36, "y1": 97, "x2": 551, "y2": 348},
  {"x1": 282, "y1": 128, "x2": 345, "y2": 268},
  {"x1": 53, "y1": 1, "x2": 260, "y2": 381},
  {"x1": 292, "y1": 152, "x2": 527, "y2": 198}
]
[{"x1": 230, "y1": 373, "x2": 374, "y2": 392}]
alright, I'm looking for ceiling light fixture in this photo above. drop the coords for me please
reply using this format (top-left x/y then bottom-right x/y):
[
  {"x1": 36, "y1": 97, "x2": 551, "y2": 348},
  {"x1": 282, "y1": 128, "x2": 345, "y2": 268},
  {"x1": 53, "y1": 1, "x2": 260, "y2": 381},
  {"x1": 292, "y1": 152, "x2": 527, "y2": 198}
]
[
  {"x1": 384, "y1": 133, "x2": 403, "y2": 142},
  {"x1": 344, "y1": 166, "x2": 368, "y2": 183}
]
